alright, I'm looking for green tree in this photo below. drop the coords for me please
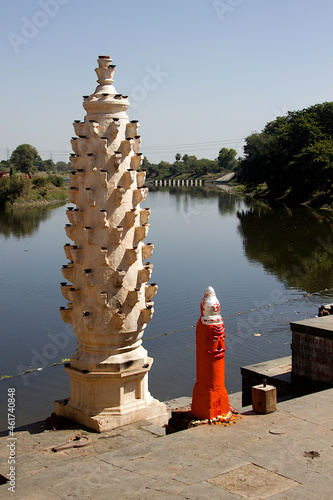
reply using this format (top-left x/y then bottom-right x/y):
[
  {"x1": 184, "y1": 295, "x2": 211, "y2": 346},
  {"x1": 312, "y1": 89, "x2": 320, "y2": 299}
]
[
  {"x1": 181, "y1": 154, "x2": 190, "y2": 173},
  {"x1": 217, "y1": 148, "x2": 238, "y2": 172},
  {"x1": 188, "y1": 155, "x2": 197, "y2": 164},
  {"x1": 240, "y1": 132, "x2": 273, "y2": 187},
  {"x1": 182, "y1": 154, "x2": 189, "y2": 165},
  {"x1": 35, "y1": 158, "x2": 48, "y2": 172},
  {"x1": 158, "y1": 161, "x2": 171, "y2": 171},
  {"x1": 47, "y1": 174, "x2": 64, "y2": 187},
  {"x1": 290, "y1": 139, "x2": 333, "y2": 198},
  {"x1": 170, "y1": 163, "x2": 182, "y2": 176},
  {"x1": 0, "y1": 175, "x2": 24, "y2": 208},
  {"x1": 175, "y1": 153, "x2": 181, "y2": 161},
  {"x1": 142, "y1": 156, "x2": 152, "y2": 170},
  {"x1": 146, "y1": 163, "x2": 159, "y2": 178},
  {"x1": 239, "y1": 101, "x2": 333, "y2": 203},
  {"x1": 44, "y1": 159, "x2": 55, "y2": 172},
  {"x1": 191, "y1": 158, "x2": 217, "y2": 176},
  {"x1": 55, "y1": 161, "x2": 71, "y2": 173},
  {"x1": 10, "y1": 144, "x2": 40, "y2": 179},
  {"x1": 0, "y1": 160, "x2": 10, "y2": 172}
]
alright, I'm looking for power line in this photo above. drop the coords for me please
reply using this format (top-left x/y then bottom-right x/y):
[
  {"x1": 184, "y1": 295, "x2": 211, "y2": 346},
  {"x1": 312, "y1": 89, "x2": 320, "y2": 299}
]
[
  {"x1": 142, "y1": 138, "x2": 245, "y2": 152},
  {"x1": 0, "y1": 138, "x2": 246, "y2": 162}
]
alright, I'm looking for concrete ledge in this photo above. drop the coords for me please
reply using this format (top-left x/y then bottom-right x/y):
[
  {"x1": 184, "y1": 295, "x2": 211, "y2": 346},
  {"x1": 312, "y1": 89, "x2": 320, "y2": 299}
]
[
  {"x1": 291, "y1": 315, "x2": 333, "y2": 385},
  {"x1": 290, "y1": 315, "x2": 333, "y2": 339}
]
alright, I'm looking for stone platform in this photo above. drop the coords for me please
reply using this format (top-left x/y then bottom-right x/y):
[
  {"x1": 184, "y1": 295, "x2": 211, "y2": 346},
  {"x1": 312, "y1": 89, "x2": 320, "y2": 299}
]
[{"x1": 1, "y1": 390, "x2": 332, "y2": 499}]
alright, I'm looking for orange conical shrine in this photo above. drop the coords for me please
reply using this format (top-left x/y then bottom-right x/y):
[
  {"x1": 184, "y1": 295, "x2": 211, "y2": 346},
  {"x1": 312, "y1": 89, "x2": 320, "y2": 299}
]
[{"x1": 191, "y1": 286, "x2": 230, "y2": 420}]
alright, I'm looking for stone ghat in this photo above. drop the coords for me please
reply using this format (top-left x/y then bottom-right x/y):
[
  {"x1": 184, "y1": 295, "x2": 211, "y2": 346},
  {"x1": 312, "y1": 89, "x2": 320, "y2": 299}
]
[{"x1": 1, "y1": 390, "x2": 333, "y2": 499}]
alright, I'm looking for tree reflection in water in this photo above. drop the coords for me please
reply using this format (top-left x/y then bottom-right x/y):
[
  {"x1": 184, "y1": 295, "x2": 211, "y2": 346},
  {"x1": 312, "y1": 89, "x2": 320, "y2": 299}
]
[
  {"x1": 152, "y1": 184, "x2": 242, "y2": 216},
  {"x1": 237, "y1": 202, "x2": 333, "y2": 293},
  {"x1": 0, "y1": 203, "x2": 65, "y2": 239}
]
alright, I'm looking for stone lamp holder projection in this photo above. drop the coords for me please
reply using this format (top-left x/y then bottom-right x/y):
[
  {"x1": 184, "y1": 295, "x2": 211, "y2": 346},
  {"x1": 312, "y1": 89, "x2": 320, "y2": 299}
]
[{"x1": 54, "y1": 56, "x2": 167, "y2": 432}]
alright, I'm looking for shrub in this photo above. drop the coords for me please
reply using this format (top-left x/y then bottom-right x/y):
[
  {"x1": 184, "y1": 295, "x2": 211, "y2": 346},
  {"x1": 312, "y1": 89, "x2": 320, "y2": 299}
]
[
  {"x1": 47, "y1": 174, "x2": 64, "y2": 187},
  {"x1": 32, "y1": 177, "x2": 48, "y2": 188},
  {"x1": 0, "y1": 176, "x2": 24, "y2": 207}
]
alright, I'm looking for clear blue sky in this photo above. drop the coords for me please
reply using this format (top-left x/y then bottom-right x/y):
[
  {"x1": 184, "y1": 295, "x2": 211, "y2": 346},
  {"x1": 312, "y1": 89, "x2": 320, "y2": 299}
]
[{"x1": 1, "y1": 0, "x2": 333, "y2": 164}]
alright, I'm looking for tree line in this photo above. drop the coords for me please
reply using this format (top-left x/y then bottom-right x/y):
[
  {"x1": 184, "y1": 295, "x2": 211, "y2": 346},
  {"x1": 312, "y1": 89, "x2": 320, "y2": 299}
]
[
  {"x1": 1, "y1": 144, "x2": 240, "y2": 180},
  {"x1": 238, "y1": 101, "x2": 333, "y2": 204},
  {"x1": 143, "y1": 148, "x2": 239, "y2": 179},
  {"x1": 0, "y1": 144, "x2": 71, "y2": 177},
  {"x1": 2, "y1": 99, "x2": 332, "y2": 208},
  {"x1": 0, "y1": 144, "x2": 68, "y2": 208}
]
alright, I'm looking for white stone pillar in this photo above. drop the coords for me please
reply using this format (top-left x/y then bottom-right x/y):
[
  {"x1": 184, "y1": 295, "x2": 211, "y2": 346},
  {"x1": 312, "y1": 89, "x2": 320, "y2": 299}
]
[{"x1": 54, "y1": 56, "x2": 167, "y2": 432}]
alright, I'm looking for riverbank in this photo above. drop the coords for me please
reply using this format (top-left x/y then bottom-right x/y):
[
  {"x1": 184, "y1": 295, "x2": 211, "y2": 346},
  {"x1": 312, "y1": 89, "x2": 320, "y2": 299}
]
[
  {"x1": 0, "y1": 175, "x2": 68, "y2": 209},
  {"x1": 232, "y1": 182, "x2": 333, "y2": 210},
  {"x1": 1, "y1": 389, "x2": 332, "y2": 499},
  {"x1": 12, "y1": 196, "x2": 68, "y2": 209},
  {"x1": 14, "y1": 180, "x2": 68, "y2": 208},
  {"x1": 147, "y1": 176, "x2": 332, "y2": 210}
]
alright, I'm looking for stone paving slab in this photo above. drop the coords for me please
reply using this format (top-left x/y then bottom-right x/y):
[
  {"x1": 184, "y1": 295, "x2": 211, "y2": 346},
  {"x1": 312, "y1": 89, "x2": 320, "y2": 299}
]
[
  {"x1": 208, "y1": 463, "x2": 299, "y2": 499},
  {"x1": 0, "y1": 390, "x2": 332, "y2": 499},
  {"x1": 178, "y1": 481, "x2": 240, "y2": 499},
  {"x1": 279, "y1": 389, "x2": 333, "y2": 428}
]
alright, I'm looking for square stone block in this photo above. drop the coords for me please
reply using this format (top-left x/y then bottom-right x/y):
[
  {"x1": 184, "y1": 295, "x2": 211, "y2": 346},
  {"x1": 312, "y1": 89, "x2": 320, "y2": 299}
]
[{"x1": 252, "y1": 384, "x2": 277, "y2": 414}]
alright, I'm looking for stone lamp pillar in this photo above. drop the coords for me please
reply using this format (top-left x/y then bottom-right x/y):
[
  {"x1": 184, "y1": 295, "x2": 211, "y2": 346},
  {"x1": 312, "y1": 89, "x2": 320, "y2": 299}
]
[{"x1": 54, "y1": 56, "x2": 167, "y2": 432}]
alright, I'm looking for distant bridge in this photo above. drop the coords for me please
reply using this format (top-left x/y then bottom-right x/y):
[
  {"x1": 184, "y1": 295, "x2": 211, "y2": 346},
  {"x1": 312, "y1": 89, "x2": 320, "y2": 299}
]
[{"x1": 153, "y1": 178, "x2": 204, "y2": 186}]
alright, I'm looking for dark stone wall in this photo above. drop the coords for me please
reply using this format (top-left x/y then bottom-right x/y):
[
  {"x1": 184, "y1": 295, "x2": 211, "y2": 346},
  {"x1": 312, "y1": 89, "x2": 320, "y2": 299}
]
[{"x1": 291, "y1": 317, "x2": 333, "y2": 385}]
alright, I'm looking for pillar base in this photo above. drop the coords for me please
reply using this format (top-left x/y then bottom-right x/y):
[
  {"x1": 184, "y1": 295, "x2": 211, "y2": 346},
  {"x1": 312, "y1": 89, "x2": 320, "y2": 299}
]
[
  {"x1": 54, "y1": 361, "x2": 168, "y2": 432},
  {"x1": 54, "y1": 396, "x2": 168, "y2": 432}
]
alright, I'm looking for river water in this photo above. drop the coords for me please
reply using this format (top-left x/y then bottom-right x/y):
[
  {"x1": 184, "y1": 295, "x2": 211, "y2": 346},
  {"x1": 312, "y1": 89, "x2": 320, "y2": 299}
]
[{"x1": 0, "y1": 185, "x2": 332, "y2": 429}]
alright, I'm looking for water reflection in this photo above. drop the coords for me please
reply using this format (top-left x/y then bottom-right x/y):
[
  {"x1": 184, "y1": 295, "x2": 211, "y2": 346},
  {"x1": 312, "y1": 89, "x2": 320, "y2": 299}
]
[
  {"x1": 0, "y1": 203, "x2": 65, "y2": 239},
  {"x1": 217, "y1": 191, "x2": 242, "y2": 215},
  {"x1": 237, "y1": 203, "x2": 333, "y2": 292},
  {"x1": 149, "y1": 184, "x2": 241, "y2": 215}
]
